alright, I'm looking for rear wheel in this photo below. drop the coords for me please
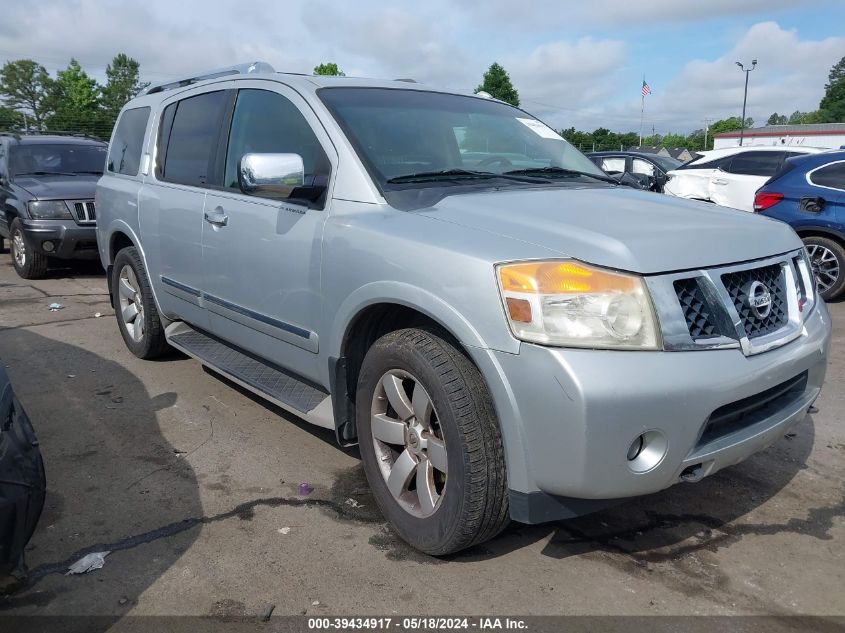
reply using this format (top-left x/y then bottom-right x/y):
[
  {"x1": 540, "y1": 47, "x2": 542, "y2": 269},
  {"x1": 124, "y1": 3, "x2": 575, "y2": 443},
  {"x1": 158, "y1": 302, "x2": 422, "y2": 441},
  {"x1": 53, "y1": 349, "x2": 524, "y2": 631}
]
[
  {"x1": 9, "y1": 218, "x2": 48, "y2": 279},
  {"x1": 803, "y1": 236, "x2": 845, "y2": 301},
  {"x1": 112, "y1": 246, "x2": 169, "y2": 359},
  {"x1": 356, "y1": 327, "x2": 509, "y2": 555}
]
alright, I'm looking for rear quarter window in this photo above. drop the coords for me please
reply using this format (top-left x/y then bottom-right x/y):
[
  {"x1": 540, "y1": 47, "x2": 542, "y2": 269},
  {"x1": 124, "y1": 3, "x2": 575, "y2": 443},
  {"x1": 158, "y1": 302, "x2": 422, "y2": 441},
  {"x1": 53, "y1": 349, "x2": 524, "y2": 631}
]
[
  {"x1": 108, "y1": 106, "x2": 150, "y2": 176},
  {"x1": 809, "y1": 162, "x2": 845, "y2": 191}
]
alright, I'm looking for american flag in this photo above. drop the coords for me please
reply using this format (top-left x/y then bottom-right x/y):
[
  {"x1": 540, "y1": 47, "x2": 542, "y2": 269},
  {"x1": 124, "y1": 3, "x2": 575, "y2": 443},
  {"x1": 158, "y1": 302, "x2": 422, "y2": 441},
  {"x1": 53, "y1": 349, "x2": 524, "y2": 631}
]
[{"x1": 641, "y1": 80, "x2": 652, "y2": 97}]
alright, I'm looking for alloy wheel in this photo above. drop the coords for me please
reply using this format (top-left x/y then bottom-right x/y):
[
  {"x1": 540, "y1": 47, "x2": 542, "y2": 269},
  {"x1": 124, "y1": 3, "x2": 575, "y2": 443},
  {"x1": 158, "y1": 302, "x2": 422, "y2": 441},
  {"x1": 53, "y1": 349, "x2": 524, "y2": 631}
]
[
  {"x1": 806, "y1": 244, "x2": 840, "y2": 294},
  {"x1": 12, "y1": 229, "x2": 26, "y2": 268},
  {"x1": 370, "y1": 369, "x2": 448, "y2": 518},
  {"x1": 118, "y1": 265, "x2": 145, "y2": 342}
]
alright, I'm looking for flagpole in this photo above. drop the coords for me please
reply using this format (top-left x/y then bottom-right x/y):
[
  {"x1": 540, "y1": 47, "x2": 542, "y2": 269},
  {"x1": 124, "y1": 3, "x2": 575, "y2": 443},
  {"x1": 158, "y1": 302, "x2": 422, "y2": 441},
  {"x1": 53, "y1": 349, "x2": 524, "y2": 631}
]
[{"x1": 639, "y1": 95, "x2": 644, "y2": 146}]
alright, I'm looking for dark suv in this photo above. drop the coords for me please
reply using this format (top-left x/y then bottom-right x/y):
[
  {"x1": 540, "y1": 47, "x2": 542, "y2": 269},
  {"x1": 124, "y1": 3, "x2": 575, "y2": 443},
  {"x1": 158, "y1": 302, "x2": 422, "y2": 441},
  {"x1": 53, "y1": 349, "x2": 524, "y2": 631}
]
[{"x1": 0, "y1": 133, "x2": 108, "y2": 278}]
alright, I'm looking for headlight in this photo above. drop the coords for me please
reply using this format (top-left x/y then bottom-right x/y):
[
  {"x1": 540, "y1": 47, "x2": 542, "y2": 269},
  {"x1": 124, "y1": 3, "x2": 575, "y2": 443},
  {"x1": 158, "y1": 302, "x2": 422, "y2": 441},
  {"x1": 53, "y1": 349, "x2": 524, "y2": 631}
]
[
  {"x1": 496, "y1": 260, "x2": 661, "y2": 350},
  {"x1": 27, "y1": 200, "x2": 72, "y2": 220}
]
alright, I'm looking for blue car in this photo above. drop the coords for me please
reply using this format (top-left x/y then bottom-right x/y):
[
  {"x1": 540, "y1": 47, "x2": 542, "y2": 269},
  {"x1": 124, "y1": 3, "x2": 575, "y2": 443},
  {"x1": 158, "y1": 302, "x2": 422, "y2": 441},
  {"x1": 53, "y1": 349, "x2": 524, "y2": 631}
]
[{"x1": 755, "y1": 150, "x2": 845, "y2": 300}]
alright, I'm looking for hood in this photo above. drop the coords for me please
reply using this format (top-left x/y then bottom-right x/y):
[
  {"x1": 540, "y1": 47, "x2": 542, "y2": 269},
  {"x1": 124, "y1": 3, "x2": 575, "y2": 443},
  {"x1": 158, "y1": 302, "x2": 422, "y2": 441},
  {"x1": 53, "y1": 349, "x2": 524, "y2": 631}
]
[
  {"x1": 14, "y1": 174, "x2": 100, "y2": 200},
  {"x1": 416, "y1": 186, "x2": 802, "y2": 274}
]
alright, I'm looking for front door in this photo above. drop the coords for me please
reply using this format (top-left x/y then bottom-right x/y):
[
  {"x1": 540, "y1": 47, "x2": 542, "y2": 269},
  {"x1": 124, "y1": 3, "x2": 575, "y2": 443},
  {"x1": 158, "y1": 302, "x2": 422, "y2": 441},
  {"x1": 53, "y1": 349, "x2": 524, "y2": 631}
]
[{"x1": 201, "y1": 84, "x2": 335, "y2": 383}]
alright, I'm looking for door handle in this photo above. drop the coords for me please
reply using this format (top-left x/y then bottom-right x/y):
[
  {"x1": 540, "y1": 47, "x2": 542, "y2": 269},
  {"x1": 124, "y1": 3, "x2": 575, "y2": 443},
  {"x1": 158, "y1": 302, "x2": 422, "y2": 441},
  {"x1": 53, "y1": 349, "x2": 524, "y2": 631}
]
[
  {"x1": 712, "y1": 178, "x2": 729, "y2": 186},
  {"x1": 204, "y1": 208, "x2": 229, "y2": 227}
]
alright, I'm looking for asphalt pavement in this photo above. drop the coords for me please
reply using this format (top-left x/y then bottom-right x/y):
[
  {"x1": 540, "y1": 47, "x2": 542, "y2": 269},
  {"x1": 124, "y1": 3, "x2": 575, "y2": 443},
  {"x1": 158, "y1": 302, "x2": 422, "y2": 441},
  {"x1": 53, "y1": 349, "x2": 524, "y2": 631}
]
[{"x1": 0, "y1": 253, "x2": 843, "y2": 620}]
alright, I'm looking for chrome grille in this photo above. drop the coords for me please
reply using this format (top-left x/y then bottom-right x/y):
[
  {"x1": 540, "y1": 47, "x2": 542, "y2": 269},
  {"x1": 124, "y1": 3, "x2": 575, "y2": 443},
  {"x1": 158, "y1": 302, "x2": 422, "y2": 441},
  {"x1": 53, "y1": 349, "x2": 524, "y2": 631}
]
[
  {"x1": 721, "y1": 264, "x2": 788, "y2": 339},
  {"x1": 674, "y1": 278, "x2": 718, "y2": 339},
  {"x1": 653, "y1": 249, "x2": 815, "y2": 356},
  {"x1": 71, "y1": 200, "x2": 96, "y2": 224}
]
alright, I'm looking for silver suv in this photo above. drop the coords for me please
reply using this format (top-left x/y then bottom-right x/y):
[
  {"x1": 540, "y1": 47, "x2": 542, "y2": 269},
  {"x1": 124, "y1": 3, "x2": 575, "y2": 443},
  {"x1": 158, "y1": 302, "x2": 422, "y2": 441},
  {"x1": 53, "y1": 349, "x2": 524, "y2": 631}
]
[{"x1": 96, "y1": 62, "x2": 832, "y2": 555}]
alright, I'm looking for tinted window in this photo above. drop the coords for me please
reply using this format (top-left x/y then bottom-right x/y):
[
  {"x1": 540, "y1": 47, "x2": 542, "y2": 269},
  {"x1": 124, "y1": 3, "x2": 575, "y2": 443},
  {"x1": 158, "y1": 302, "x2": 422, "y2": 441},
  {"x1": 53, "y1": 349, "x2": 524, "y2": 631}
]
[
  {"x1": 724, "y1": 151, "x2": 784, "y2": 176},
  {"x1": 810, "y1": 162, "x2": 845, "y2": 190},
  {"x1": 108, "y1": 106, "x2": 150, "y2": 175},
  {"x1": 224, "y1": 89, "x2": 330, "y2": 196},
  {"x1": 160, "y1": 91, "x2": 228, "y2": 187},
  {"x1": 10, "y1": 143, "x2": 107, "y2": 176}
]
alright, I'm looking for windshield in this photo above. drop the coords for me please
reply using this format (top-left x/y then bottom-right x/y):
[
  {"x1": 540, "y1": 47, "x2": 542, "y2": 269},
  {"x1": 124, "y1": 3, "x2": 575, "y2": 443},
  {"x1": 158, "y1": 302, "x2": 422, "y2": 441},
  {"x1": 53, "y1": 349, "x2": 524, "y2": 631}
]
[
  {"x1": 650, "y1": 155, "x2": 683, "y2": 171},
  {"x1": 10, "y1": 143, "x2": 107, "y2": 177},
  {"x1": 318, "y1": 88, "x2": 606, "y2": 189}
]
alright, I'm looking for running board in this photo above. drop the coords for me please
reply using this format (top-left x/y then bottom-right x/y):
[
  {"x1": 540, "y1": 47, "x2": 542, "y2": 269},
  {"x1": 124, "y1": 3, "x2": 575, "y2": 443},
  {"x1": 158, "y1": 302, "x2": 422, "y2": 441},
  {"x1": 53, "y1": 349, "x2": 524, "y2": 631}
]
[{"x1": 165, "y1": 323, "x2": 335, "y2": 429}]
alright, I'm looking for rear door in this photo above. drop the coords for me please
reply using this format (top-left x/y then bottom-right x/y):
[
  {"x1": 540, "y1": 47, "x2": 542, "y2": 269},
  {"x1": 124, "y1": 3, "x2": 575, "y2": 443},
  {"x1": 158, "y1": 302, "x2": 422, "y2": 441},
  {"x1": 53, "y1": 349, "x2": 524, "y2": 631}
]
[
  {"x1": 709, "y1": 151, "x2": 787, "y2": 212},
  {"x1": 807, "y1": 159, "x2": 845, "y2": 224},
  {"x1": 138, "y1": 85, "x2": 233, "y2": 328}
]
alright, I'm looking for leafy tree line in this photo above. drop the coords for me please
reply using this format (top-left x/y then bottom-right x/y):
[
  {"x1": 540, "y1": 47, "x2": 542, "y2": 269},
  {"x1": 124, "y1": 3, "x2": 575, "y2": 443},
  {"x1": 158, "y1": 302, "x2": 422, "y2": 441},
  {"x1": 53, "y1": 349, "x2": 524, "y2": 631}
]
[
  {"x1": 766, "y1": 56, "x2": 845, "y2": 126},
  {"x1": 0, "y1": 54, "x2": 148, "y2": 139}
]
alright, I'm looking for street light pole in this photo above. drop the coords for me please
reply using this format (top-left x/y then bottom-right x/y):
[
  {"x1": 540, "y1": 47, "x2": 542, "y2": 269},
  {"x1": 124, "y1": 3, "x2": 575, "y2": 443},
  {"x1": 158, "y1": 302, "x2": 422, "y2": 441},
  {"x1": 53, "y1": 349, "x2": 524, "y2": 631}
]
[{"x1": 735, "y1": 59, "x2": 757, "y2": 147}]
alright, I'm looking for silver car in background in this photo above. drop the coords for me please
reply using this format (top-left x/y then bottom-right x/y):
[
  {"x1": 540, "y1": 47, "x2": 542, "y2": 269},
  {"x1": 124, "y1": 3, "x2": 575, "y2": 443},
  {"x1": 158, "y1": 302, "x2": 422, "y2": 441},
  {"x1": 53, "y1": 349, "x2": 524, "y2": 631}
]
[{"x1": 95, "y1": 62, "x2": 831, "y2": 555}]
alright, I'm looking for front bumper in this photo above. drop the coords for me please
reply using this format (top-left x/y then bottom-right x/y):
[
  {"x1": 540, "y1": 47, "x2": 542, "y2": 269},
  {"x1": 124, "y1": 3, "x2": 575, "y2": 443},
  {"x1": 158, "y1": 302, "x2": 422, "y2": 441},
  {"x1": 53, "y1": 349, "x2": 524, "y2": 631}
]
[
  {"x1": 20, "y1": 219, "x2": 99, "y2": 260},
  {"x1": 482, "y1": 301, "x2": 832, "y2": 523}
]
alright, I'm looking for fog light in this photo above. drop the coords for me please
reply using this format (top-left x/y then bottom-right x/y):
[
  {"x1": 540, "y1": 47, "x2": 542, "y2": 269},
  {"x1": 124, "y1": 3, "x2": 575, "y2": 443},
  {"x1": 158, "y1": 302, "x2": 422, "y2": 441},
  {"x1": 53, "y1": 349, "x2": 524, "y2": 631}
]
[
  {"x1": 626, "y1": 430, "x2": 668, "y2": 473},
  {"x1": 42, "y1": 241, "x2": 55, "y2": 252}
]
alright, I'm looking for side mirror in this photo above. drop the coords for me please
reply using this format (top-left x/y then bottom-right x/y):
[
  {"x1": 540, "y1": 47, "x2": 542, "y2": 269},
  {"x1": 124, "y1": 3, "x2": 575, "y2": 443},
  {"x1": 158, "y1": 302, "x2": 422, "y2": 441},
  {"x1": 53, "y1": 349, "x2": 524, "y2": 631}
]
[{"x1": 238, "y1": 153, "x2": 305, "y2": 201}]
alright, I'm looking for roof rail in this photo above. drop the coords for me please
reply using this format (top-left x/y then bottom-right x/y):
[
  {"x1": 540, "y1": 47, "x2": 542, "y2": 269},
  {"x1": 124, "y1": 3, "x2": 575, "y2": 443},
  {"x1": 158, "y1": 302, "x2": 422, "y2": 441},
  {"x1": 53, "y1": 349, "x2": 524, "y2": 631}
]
[{"x1": 144, "y1": 61, "x2": 276, "y2": 95}]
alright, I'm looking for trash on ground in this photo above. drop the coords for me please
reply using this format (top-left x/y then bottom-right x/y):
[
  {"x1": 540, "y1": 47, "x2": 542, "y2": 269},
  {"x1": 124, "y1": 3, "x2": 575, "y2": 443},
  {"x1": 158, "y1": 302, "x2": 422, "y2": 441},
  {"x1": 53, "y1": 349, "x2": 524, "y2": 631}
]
[
  {"x1": 173, "y1": 449, "x2": 188, "y2": 456},
  {"x1": 48, "y1": 303, "x2": 64, "y2": 311},
  {"x1": 312, "y1": 600, "x2": 320, "y2": 606},
  {"x1": 298, "y1": 482, "x2": 313, "y2": 496},
  {"x1": 278, "y1": 527, "x2": 291, "y2": 535},
  {"x1": 344, "y1": 498, "x2": 364, "y2": 509},
  {"x1": 94, "y1": 312, "x2": 102, "y2": 318},
  {"x1": 67, "y1": 374, "x2": 76, "y2": 379},
  {"x1": 67, "y1": 551, "x2": 109, "y2": 575}
]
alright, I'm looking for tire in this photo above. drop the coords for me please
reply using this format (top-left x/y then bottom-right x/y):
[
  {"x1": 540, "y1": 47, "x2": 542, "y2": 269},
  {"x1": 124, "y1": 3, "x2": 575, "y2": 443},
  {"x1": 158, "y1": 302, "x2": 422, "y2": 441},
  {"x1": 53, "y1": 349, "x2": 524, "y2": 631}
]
[
  {"x1": 356, "y1": 327, "x2": 509, "y2": 555},
  {"x1": 9, "y1": 218, "x2": 48, "y2": 279},
  {"x1": 112, "y1": 246, "x2": 169, "y2": 359},
  {"x1": 803, "y1": 236, "x2": 845, "y2": 301}
]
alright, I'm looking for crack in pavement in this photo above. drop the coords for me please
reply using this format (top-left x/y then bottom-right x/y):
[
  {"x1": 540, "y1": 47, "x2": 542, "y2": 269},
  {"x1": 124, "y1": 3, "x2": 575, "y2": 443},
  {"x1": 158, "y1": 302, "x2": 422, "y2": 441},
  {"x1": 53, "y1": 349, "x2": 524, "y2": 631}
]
[
  {"x1": 0, "y1": 315, "x2": 108, "y2": 333},
  {"x1": 1, "y1": 493, "x2": 384, "y2": 603}
]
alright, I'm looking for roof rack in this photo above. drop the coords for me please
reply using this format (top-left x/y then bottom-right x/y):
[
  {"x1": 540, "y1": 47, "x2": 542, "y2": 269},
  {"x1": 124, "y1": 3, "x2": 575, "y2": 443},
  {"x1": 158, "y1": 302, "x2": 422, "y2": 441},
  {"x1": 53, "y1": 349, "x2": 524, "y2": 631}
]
[{"x1": 144, "y1": 61, "x2": 276, "y2": 95}]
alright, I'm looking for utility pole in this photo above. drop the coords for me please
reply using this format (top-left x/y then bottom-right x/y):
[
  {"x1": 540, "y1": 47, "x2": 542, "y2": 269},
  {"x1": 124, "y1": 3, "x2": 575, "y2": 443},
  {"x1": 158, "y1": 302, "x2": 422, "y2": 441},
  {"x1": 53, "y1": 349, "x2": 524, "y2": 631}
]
[
  {"x1": 703, "y1": 118, "x2": 713, "y2": 150},
  {"x1": 736, "y1": 59, "x2": 757, "y2": 146}
]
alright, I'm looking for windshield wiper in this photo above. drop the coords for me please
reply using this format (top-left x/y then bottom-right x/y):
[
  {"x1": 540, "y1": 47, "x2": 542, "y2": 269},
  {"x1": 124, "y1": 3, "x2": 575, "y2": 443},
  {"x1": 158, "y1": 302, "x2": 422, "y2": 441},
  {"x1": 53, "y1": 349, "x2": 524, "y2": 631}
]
[
  {"x1": 503, "y1": 166, "x2": 618, "y2": 184},
  {"x1": 386, "y1": 169, "x2": 548, "y2": 184},
  {"x1": 15, "y1": 171, "x2": 79, "y2": 177}
]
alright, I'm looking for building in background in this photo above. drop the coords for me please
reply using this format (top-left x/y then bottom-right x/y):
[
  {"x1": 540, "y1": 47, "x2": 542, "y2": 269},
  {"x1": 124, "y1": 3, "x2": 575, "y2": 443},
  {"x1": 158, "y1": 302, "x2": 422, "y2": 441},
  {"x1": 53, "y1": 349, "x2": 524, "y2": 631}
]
[{"x1": 713, "y1": 123, "x2": 845, "y2": 150}]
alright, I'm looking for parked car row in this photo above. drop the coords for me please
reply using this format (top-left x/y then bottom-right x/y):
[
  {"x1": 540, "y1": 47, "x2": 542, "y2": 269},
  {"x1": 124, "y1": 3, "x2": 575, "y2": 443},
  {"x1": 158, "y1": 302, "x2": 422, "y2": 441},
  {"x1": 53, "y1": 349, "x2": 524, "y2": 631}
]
[
  {"x1": 587, "y1": 145, "x2": 845, "y2": 300},
  {"x1": 0, "y1": 64, "x2": 835, "y2": 556}
]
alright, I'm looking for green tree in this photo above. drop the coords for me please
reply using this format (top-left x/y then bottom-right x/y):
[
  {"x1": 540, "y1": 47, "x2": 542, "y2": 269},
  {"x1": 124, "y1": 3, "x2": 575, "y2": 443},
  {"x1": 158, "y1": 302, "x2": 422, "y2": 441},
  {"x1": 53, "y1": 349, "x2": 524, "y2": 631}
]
[
  {"x1": 48, "y1": 59, "x2": 102, "y2": 135},
  {"x1": 313, "y1": 62, "x2": 345, "y2": 76},
  {"x1": 819, "y1": 55, "x2": 845, "y2": 122},
  {"x1": 661, "y1": 133, "x2": 687, "y2": 147},
  {"x1": 0, "y1": 59, "x2": 54, "y2": 128},
  {"x1": 475, "y1": 62, "x2": 519, "y2": 107},
  {"x1": 102, "y1": 54, "x2": 148, "y2": 122},
  {"x1": 767, "y1": 112, "x2": 788, "y2": 125},
  {"x1": 0, "y1": 105, "x2": 24, "y2": 130}
]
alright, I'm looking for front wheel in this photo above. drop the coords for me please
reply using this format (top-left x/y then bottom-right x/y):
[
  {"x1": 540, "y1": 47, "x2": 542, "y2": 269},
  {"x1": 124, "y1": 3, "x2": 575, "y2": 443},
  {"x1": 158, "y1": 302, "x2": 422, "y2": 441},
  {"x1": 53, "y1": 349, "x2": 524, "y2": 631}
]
[
  {"x1": 356, "y1": 327, "x2": 509, "y2": 555},
  {"x1": 111, "y1": 247, "x2": 169, "y2": 359},
  {"x1": 804, "y1": 236, "x2": 845, "y2": 301},
  {"x1": 9, "y1": 218, "x2": 48, "y2": 279}
]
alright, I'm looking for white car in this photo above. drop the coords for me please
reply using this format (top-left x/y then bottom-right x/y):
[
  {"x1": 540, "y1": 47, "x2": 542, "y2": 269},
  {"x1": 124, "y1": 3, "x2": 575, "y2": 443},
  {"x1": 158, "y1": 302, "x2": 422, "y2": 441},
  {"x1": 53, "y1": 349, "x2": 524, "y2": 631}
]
[{"x1": 664, "y1": 146, "x2": 825, "y2": 212}]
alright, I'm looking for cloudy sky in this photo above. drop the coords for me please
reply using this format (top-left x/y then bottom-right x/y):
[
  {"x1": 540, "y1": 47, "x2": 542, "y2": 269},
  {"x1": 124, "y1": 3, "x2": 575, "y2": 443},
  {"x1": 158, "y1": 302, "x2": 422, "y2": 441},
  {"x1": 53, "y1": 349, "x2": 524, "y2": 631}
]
[{"x1": 2, "y1": 0, "x2": 844, "y2": 134}]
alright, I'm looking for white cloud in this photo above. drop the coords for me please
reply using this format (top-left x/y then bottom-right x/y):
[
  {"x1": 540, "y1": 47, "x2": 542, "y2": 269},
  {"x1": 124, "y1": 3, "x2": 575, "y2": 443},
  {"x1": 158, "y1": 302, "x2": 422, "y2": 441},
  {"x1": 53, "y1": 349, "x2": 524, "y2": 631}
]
[{"x1": 641, "y1": 22, "x2": 845, "y2": 131}]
